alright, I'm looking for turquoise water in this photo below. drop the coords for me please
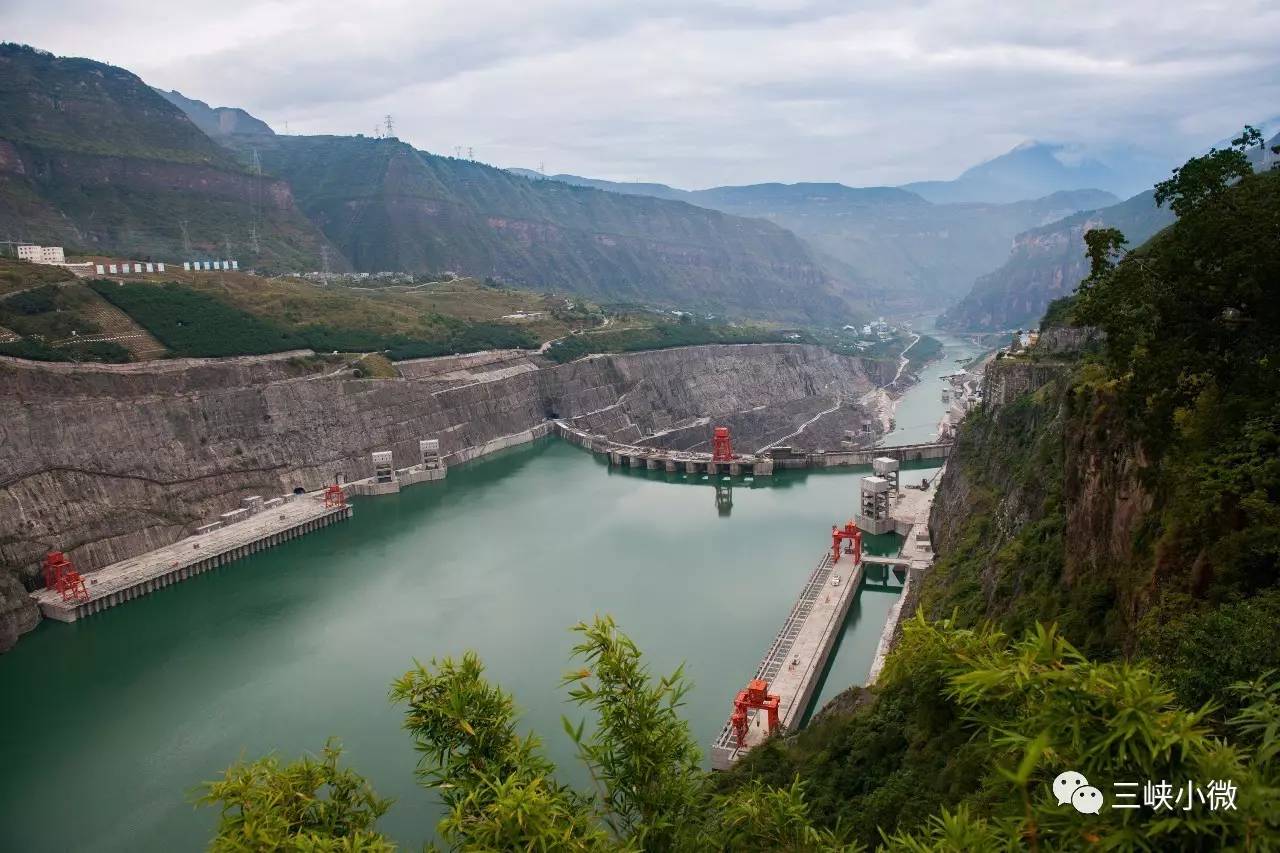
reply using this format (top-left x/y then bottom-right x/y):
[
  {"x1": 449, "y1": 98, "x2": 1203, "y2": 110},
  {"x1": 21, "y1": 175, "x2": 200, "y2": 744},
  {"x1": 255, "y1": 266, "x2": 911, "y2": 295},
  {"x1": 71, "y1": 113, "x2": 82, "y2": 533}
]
[
  {"x1": 0, "y1": 329, "x2": 979, "y2": 850},
  {"x1": 0, "y1": 441, "x2": 896, "y2": 851}
]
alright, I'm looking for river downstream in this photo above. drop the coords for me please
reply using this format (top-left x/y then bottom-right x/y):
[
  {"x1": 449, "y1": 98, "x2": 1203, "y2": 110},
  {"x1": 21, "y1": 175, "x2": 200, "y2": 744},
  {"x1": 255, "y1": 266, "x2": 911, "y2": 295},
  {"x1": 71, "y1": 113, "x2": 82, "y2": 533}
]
[{"x1": 0, "y1": 329, "x2": 979, "y2": 851}]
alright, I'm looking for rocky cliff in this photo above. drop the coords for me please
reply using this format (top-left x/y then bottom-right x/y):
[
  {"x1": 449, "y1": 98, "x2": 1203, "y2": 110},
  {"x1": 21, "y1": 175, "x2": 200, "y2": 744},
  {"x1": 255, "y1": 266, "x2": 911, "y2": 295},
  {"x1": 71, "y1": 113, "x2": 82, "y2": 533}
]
[
  {"x1": 0, "y1": 343, "x2": 880, "y2": 650},
  {"x1": 926, "y1": 335, "x2": 1154, "y2": 656}
]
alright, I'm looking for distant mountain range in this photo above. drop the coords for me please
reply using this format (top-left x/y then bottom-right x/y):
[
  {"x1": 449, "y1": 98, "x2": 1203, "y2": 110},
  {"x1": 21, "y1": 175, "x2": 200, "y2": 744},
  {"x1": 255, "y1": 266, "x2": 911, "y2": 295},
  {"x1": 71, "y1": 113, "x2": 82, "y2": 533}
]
[
  {"x1": 939, "y1": 128, "x2": 1280, "y2": 330},
  {"x1": 900, "y1": 141, "x2": 1125, "y2": 204},
  {"x1": 7, "y1": 41, "x2": 1261, "y2": 329},
  {"x1": 507, "y1": 169, "x2": 1116, "y2": 307},
  {"x1": 0, "y1": 44, "x2": 853, "y2": 323},
  {"x1": 938, "y1": 190, "x2": 1175, "y2": 331},
  {"x1": 229, "y1": 133, "x2": 851, "y2": 322}
]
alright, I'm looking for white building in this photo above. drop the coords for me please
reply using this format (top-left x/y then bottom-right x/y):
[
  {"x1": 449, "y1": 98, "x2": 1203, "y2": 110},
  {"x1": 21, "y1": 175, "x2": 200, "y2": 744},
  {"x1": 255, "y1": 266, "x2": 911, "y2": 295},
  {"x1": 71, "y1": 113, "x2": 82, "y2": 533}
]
[{"x1": 17, "y1": 245, "x2": 66, "y2": 265}]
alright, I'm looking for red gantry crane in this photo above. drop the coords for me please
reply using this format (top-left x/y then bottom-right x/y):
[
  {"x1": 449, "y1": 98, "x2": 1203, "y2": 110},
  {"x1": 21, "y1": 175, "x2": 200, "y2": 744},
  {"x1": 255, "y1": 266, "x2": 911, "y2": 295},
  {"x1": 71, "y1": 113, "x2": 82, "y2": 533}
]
[
  {"x1": 730, "y1": 678, "x2": 781, "y2": 747},
  {"x1": 323, "y1": 484, "x2": 347, "y2": 507},
  {"x1": 41, "y1": 551, "x2": 89, "y2": 602},
  {"x1": 831, "y1": 520, "x2": 863, "y2": 565},
  {"x1": 712, "y1": 426, "x2": 735, "y2": 461}
]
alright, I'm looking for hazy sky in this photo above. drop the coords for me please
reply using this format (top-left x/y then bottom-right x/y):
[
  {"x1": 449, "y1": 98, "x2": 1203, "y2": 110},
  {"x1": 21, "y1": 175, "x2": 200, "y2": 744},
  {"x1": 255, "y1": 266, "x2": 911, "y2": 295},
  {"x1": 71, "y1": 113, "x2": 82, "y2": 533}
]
[{"x1": 7, "y1": 0, "x2": 1279, "y2": 188}]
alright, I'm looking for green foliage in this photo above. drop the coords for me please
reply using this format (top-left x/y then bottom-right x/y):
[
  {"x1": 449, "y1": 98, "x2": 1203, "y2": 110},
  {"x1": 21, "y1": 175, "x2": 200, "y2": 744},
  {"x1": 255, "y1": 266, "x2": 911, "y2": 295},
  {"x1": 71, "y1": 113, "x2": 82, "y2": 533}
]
[
  {"x1": 384, "y1": 616, "x2": 845, "y2": 850},
  {"x1": 904, "y1": 334, "x2": 943, "y2": 375},
  {"x1": 90, "y1": 280, "x2": 536, "y2": 360},
  {"x1": 1141, "y1": 591, "x2": 1280, "y2": 715},
  {"x1": 197, "y1": 739, "x2": 394, "y2": 852},
  {"x1": 1083, "y1": 226, "x2": 1127, "y2": 279},
  {"x1": 1073, "y1": 165, "x2": 1280, "y2": 667},
  {"x1": 91, "y1": 280, "x2": 307, "y2": 357},
  {"x1": 560, "y1": 616, "x2": 702, "y2": 847},
  {"x1": 0, "y1": 283, "x2": 131, "y2": 362},
  {"x1": 1039, "y1": 295, "x2": 1077, "y2": 330},
  {"x1": 5, "y1": 284, "x2": 60, "y2": 315},
  {"x1": 63, "y1": 339, "x2": 132, "y2": 363},
  {"x1": 1153, "y1": 126, "x2": 1262, "y2": 217},
  {"x1": 0, "y1": 338, "x2": 70, "y2": 361},
  {"x1": 744, "y1": 616, "x2": 1280, "y2": 849}
]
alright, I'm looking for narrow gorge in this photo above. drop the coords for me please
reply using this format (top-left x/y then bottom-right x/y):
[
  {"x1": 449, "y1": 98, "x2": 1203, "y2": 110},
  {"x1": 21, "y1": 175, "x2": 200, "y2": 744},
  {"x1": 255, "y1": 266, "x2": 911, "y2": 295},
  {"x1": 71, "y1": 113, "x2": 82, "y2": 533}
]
[{"x1": 0, "y1": 342, "x2": 888, "y2": 650}]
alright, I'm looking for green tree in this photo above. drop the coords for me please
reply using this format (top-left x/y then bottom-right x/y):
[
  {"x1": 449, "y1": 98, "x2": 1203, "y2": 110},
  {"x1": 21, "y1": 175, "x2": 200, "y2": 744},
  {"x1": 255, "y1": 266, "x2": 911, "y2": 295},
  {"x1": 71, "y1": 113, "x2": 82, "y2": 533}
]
[
  {"x1": 1153, "y1": 126, "x2": 1260, "y2": 217},
  {"x1": 389, "y1": 615, "x2": 849, "y2": 851},
  {"x1": 198, "y1": 739, "x2": 394, "y2": 852},
  {"x1": 1082, "y1": 227, "x2": 1128, "y2": 280}
]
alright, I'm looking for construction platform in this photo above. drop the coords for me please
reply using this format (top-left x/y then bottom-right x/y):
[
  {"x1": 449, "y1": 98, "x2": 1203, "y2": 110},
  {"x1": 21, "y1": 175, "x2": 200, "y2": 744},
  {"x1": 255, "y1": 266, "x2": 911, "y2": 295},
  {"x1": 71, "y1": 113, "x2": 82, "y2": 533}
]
[
  {"x1": 33, "y1": 496, "x2": 353, "y2": 623},
  {"x1": 709, "y1": 549, "x2": 865, "y2": 770}
]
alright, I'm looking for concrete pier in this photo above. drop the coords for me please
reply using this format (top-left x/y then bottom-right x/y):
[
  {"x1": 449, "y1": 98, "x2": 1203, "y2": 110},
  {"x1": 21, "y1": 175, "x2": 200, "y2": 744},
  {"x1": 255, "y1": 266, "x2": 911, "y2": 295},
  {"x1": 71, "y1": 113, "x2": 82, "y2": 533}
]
[
  {"x1": 551, "y1": 421, "x2": 775, "y2": 477},
  {"x1": 709, "y1": 549, "x2": 865, "y2": 770},
  {"x1": 551, "y1": 420, "x2": 941, "y2": 477},
  {"x1": 708, "y1": 469, "x2": 945, "y2": 770},
  {"x1": 33, "y1": 496, "x2": 353, "y2": 623}
]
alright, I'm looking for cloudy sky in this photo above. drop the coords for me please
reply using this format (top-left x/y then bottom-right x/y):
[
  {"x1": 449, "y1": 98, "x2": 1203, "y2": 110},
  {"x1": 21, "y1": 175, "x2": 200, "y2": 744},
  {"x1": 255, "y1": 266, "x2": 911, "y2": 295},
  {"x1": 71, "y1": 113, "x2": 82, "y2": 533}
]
[{"x1": 7, "y1": 0, "x2": 1279, "y2": 188}]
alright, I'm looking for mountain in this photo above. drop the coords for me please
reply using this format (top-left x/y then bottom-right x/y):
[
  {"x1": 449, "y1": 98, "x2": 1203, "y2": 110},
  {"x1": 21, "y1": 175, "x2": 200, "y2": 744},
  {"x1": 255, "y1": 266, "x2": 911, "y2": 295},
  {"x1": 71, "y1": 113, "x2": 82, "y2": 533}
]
[
  {"x1": 156, "y1": 89, "x2": 275, "y2": 137},
  {"x1": 509, "y1": 169, "x2": 1115, "y2": 308},
  {"x1": 685, "y1": 183, "x2": 1116, "y2": 306},
  {"x1": 900, "y1": 141, "x2": 1124, "y2": 203},
  {"x1": 938, "y1": 190, "x2": 1174, "y2": 330},
  {"x1": 229, "y1": 134, "x2": 854, "y2": 322},
  {"x1": 940, "y1": 129, "x2": 1280, "y2": 331},
  {"x1": 0, "y1": 44, "x2": 337, "y2": 271}
]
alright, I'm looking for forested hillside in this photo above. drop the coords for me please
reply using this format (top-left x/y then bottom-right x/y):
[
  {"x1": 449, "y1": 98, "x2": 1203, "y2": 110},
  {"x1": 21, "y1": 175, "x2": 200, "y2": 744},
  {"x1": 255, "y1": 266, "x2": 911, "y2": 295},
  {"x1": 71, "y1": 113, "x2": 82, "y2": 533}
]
[
  {"x1": 0, "y1": 44, "x2": 336, "y2": 271},
  {"x1": 943, "y1": 129, "x2": 1280, "y2": 331},
  {"x1": 728, "y1": 139, "x2": 1280, "y2": 846},
  {"x1": 507, "y1": 170, "x2": 1115, "y2": 309},
  {"x1": 231, "y1": 134, "x2": 854, "y2": 323},
  {"x1": 939, "y1": 189, "x2": 1175, "y2": 330}
]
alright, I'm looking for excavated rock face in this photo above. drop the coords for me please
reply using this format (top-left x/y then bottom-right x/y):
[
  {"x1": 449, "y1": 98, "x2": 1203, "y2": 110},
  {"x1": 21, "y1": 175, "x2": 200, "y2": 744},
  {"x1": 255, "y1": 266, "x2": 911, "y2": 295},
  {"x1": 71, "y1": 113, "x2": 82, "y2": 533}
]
[
  {"x1": 0, "y1": 572, "x2": 40, "y2": 653},
  {"x1": 0, "y1": 344, "x2": 880, "y2": 648}
]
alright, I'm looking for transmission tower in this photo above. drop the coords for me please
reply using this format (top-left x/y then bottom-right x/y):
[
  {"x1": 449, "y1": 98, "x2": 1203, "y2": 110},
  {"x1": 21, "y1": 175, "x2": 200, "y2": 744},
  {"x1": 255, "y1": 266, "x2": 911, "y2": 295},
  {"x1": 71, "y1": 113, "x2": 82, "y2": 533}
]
[
  {"x1": 224, "y1": 234, "x2": 233, "y2": 260},
  {"x1": 454, "y1": 145, "x2": 463, "y2": 158},
  {"x1": 384, "y1": 114, "x2": 394, "y2": 138},
  {"x1": 249, "y1": 150, "x2": 262, "y2": 254},
  {"x1": 179, "y1": 219, "x2": 191, "y2": 255},
  {"x1": 467, "y1": 146, "x2": 474, "y2": 161},
  {"x1": 320, "y1": 245, "x2": 331, "y2": 280}
]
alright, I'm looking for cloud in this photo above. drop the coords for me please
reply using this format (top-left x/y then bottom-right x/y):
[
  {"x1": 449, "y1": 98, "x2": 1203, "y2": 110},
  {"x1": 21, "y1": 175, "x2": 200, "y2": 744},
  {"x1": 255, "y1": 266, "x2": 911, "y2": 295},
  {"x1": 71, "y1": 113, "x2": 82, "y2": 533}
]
[{"x1": 6, "y1": 0, "x2": 1279, "y2": 188}]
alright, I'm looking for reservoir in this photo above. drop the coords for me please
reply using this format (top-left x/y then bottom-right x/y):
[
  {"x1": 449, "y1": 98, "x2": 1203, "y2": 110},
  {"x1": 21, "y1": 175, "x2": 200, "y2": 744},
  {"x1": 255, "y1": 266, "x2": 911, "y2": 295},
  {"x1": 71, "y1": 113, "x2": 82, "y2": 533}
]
[{"x1": 0, "y1": 329, "x2": 979, "y2": 851}]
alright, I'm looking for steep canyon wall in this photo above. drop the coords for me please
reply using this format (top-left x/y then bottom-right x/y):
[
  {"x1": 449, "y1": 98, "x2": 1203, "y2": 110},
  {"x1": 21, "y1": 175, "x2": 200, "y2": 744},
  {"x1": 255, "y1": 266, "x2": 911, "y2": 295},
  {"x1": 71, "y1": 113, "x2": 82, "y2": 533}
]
[{"x1": 0, "y1": 344, "x2": 879, "y2": 647}]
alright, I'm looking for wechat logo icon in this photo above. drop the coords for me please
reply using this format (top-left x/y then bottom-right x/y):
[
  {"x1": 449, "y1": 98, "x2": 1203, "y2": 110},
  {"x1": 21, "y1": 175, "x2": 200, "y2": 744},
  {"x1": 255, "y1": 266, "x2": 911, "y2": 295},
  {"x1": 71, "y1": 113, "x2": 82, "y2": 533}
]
[{"x1": 1054, "y1": 770, "x2": 1103, "y2": 814}]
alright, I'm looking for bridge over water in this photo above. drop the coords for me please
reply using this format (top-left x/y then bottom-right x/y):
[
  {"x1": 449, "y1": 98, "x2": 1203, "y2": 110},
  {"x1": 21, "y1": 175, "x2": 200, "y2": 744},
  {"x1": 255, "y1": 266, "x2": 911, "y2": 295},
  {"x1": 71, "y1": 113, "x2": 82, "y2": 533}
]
[{"x1": 552, "y1": 421, "x2": 951, "y2": 473}]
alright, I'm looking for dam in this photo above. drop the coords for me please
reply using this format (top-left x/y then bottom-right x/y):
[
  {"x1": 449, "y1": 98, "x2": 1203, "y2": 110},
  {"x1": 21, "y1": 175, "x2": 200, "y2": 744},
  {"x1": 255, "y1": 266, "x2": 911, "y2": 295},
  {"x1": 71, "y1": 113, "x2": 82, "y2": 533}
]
[{"x1": 0, "y1": 328, "x2": 981, "y2": 851}]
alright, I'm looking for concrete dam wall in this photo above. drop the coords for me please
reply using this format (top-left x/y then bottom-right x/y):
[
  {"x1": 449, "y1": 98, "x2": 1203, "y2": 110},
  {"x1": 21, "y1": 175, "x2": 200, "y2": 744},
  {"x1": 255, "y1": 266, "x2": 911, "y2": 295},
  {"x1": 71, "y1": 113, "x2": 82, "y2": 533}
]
[{"x1": 0, "y1": 344, "x2": 881, "y2": 603}]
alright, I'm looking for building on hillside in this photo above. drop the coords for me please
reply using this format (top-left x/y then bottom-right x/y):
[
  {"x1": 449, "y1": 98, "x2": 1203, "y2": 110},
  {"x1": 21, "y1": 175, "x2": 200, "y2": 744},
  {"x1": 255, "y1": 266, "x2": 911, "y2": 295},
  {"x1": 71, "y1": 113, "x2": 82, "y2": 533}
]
[{"x1": 17, "y1": 245, "x2": 66, "y2": 264}]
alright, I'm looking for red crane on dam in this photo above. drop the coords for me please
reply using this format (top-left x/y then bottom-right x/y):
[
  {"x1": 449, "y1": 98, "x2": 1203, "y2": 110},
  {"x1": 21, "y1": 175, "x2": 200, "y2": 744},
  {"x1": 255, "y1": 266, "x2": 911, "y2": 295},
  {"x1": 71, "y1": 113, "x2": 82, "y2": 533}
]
[
  {"x1": 730, "y1": 678, "x2": 781, "y2": 747},
  {"x1": 42, "y1": 551, "x2": 89, "y2": 603},
  {"x1": 323, "y1": 484, "x2": 347, "y2": 507},
  {"x1": 712, "y1": 426, "x2": 736, "y2": 461},
  {"x1": 831, "y1": 520, "x2": 863, "y2": 565}
]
